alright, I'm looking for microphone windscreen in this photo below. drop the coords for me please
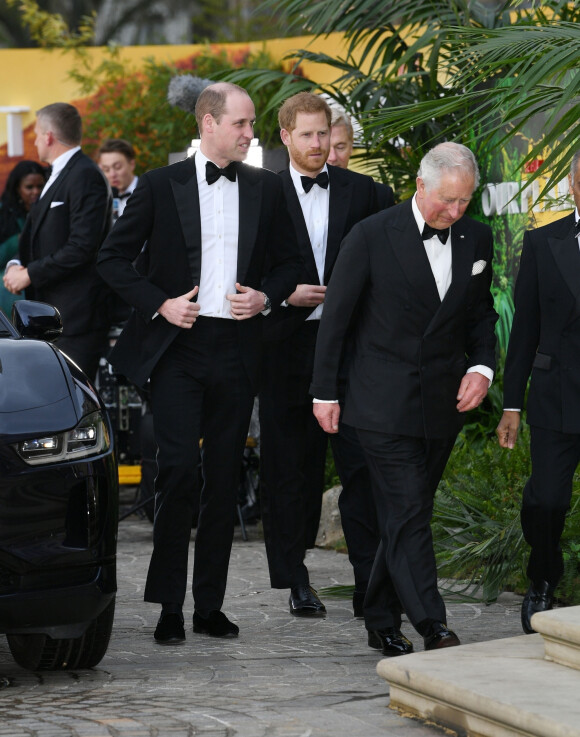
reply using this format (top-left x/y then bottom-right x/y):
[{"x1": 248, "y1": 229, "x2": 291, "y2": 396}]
[{"x1": 167, "y1": 75, "x2": 213, "y2": 114}]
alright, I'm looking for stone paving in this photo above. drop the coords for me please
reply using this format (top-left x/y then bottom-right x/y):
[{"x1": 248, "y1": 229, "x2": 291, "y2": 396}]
[{"x1": 0, "y1": 502, "x2": 525, "y2": 737}]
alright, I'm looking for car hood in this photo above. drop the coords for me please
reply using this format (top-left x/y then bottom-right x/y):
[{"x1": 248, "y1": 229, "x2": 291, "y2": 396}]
[{"x1": 0, "y1": 338, "x2": 79, "y2": 437}]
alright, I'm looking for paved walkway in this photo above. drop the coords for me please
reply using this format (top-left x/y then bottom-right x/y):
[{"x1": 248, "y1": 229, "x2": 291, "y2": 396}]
[{"x1": 0, "y1": 502, "x2": 525, "y2": 737}]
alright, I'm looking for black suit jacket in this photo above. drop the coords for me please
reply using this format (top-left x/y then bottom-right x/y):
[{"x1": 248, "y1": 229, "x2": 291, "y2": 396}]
[
  {"x1": 503, "y1": 212, "x2": 580, "y2": 433},
  {"x1": 97, "y1": 156, "x2": 301, "y2": 390},
  {"x1": 375, "y1": 180, "x2": 395, "y2": 210},
  {"x1": 19, "y1": 150, "x2": 112, "y2": 336},
  {"x1": 310, "y1": 198, "x2": 498, "y2": 439},
  {"x1": 263, "y1": 164, "x2": 378, "y2": 341}
]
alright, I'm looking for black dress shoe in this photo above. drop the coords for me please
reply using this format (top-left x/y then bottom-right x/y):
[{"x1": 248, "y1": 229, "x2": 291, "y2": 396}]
[
  {"x1": 353, "y1": 591, "x2": 365, "y2": 618},
  {"x1": 521, "y1": 580, "x2": 555, "y2": 634},
  {"x1": 193, "y1": 610, "x2": 239, "y2": 638},
  {"x1": 154, "y1": 613, "x2": 186, "y2": 644},
  {"x1": 367, "y1": 628, "x2": 413, "y2": 656},
  {"x1": 289, "y1": 585, "x2": 326, "y2": 617},
  {"x1": 424, "y1": 623, "x2": 460, "y2": 651}
]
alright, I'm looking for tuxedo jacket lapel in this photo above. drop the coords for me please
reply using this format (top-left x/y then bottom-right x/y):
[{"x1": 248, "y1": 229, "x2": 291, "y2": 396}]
[
  {"x1": 280, "y1": 170, "x2": 319, "y2": 283},
  {"x1": 170, "y1": 155, "x2": 202, "y2": 286},
  {"x1": 549, "y1": 215, "x2": 580, "y2": 318},
  {"x1": 324, "y1": 168, "x2": 351, "y2": 283},
  {"x1": 237, "y1": 164, "x2": 262, "y2": 284},
  {"x1": 30, "y1": 154, "x2": 77, "y2": 242},
  {"x1": 389, "y1": 200, "x2": 441, "y2": 315}
]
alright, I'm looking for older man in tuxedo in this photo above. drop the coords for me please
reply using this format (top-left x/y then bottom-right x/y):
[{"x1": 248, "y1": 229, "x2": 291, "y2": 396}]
[
  {"x1": 497, "y1": 150, "x2": 580, "y2": 633},
  {"x1": 312, "y1": 142, "x2": 497, "y2": 655},
  {"x1": 98, "y1": 82, "x2": 301, "y2": 645},
  {"x1": 3, "y1": 102, "x2": 111, "y2": 380}
]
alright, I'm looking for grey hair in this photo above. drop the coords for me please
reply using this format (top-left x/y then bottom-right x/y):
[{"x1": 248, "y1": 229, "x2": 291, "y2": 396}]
[
  {"x1": 331, "y1": 111, "x2": 354, "y2": 142},
  {"x1": 570, "y1": 150, "x2": 580, "y2": 185},
  {"x1": 418, "y1": 142, "x2": 480, "y2": 191}
]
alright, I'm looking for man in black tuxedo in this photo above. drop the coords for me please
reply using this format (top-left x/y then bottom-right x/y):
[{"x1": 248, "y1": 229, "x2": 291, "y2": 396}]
[
  {"x1": 259, "y1": 92, "x2": 378, "y2": 618},
  {"x1": 312, "y1": 142, "x2": 497, "y2": 655},
  {"x1": 497, "y1": 150, "x2": 580, "y2": 633},
  {"x1": 96, "y1": 138, "x2": 138, "y2": 220},
  {"x1": 3, "y1": 102, "x2": 112, "y2": 380},
  {"x1": 328, "y1": 111, "x2": 394, "y2": 210},
  {"x1": 97, "y1": 82, "x2": 301, "y2": 644}
]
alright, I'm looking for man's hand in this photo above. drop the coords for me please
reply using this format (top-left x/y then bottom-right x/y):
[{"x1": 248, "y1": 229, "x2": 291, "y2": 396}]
[
  {"x1": 456, "y1": 371, "x2": 489, "y2": 412},
  {"x1": 496, "y1": 410, "x2": 521, "y2": 449},
  {"x1": 313, "y1": 402, "x2": 341, "y2": 434},
  {"x1": 3, "y1": 265, "x2": 30, "y2": 294},
  {"x1": 158, "y1": 286, "x2": 200, "y2": 328},
  {"x1": 287, "y1": 284, "x2": 326, "y2": 307},
  {"x1": 227, "y1": 283, "x2": 266, "y2": 320}
]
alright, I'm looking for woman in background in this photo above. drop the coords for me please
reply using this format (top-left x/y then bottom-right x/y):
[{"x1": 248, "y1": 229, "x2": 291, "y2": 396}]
[{"x1": 0, "y1": 160, "x2": 47, "y2": 316}]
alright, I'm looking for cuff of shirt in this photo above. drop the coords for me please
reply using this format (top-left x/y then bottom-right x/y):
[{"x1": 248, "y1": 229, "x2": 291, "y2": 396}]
[
  {"x1": 312, "y1": 398, "x2": 339, "y2": 403},
  {"x1": 6, "y1": 259, "x2": 21, "y2": 269},
  {"x1": 467, "y1": 364, "x2": 494, "y2": 386}
]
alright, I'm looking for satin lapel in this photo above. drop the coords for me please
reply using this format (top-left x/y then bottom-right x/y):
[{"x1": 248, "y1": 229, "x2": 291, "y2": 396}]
[
  {"x1": 170, "y1": 156, "x2": 202, "y2": 286},
  {"x1": 549, "y1": 219, "x2": 580, "y2": 315},
  {"x1": 427, "y1": 223, "x2": 474, "y2": 334},
  {"x1": 324, "y1": 168, "x2": 350, "y2": 283},
  {"x1": 281, "y1": 170, "x2": 319, "y2": 282},
  {"x1": 236, "y1": 165, "x2": 262, "y2": 283},
  {"x1": 30, "y1": 160, "x2": 74, "y2": 242},
  {"x1": 389, "y1": 200, "x2": 440, "y2": 314}
]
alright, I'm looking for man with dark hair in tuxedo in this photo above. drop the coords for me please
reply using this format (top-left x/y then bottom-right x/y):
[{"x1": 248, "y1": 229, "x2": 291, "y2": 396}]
[
  {"x1": 98, "y1": 82, "x2": 301, "y2": 645},
  {"x1": 497, "y1": 149, "x2": 580, "y2": 634},
  {"x1": 312, "y1": 142, "x2": 497, "y2": 655}
]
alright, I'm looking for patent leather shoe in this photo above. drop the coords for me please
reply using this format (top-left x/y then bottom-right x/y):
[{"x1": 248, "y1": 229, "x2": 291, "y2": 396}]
[
  {"x1": 193, "y1": 610, "x2": 239, "y2": 638},
  {"x1": 367, "y1": 628, "x2": 413, "y2": 656},
  {"x1": 289, "y1": 585, "x2": 326, "y2": 617},
  {"x1": 521, "y1": 580, "x2": 554, "y2": 634},
  {"x1": 424, "y1": 623, "x2": 460, "y2": 651},
  {"x1": 154, "y1": 612, "x2": 185, "y2": 644}
]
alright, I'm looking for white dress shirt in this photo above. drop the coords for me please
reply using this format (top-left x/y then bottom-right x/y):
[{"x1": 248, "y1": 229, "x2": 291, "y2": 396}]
[
  {"x1": 195, "y1": 150, "x2": 240, "y2": 319},
  {"x1": 412, "y1": 194, "x2": 493, "y2": 386},
  {"x1": 40, "y1": 146, "x2": 81, "y2": 198},
  {"x1": 115, "y1": 175, "x2": 138, "y2": 218},
  {"x1": 289, "y1": 163, "x2": 330, "y2": 321}
]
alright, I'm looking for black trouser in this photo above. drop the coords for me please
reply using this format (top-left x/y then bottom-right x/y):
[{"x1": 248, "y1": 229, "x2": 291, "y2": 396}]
[
  {"x1": 56, "y1": 329, "x2": 109, "y2": 383},
  {"x1": 144, "y1": 317, "x2": 254, "y2": 615},
  {"x1": 259, "y1": 323, "x2": 328, "y2": 588},
  {"x1": 357, "y1": 429, "x2": 455, "y2": 635},
  {"x1": 522, "y1": 424, "x2": 580, "y2": 588}
]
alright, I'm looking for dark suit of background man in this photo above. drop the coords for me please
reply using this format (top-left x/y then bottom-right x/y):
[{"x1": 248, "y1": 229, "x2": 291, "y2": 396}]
[
  {"x1": 312, "y1": 142, "x2": 498, "y2": 656},
  {"x1": 326, "y1": 109, "x2": 395, "y2": 617},
  {"x1": 497, "y1": 150, "x2": 580, "y2": 634},
  {"x1": 259, "y1": 92, "x2": 378, "y2": 618},
  {"x1": 97, "y1": 82, "x2": 301, "y2": 645},
  {"x1": 3, "y1": 102, "x2": 112, "y2": 381}
]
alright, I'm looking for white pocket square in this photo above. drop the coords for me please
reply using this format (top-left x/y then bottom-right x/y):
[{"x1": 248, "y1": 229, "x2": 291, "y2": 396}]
[
  {"x1": 50, "y1": 201, "x2": 64, "y2": 208},
  {"x1": 471, "y1": 259, "x2": 486, "y2": 276}
]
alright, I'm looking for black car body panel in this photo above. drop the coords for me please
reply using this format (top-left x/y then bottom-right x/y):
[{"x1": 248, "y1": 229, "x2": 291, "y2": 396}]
[{"x1": 0, "y1": 302, "x2": 118, "y2": 663}]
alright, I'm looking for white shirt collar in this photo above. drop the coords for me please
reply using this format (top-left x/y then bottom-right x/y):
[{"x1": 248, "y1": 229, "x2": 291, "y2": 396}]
[{"x1": 49, "y1": 146, "x2": 81, "y2": 177}]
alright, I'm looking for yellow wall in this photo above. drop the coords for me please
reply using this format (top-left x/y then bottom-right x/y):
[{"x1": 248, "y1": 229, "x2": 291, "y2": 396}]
[{"x1": 0, "y1": 34, "x2": 348, "y2": 146}]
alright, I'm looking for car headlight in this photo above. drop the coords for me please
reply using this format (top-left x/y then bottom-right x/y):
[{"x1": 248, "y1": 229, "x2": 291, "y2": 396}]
[{"x1": 14, "y1": 411, "x2": 111, "y2": 465}]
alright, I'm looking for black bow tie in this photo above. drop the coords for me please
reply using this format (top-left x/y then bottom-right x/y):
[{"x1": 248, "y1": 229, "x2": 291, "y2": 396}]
[
  {"x1": 118, "y1": 191, "x2": 131, "y2": 200},
  {"x1": 301, "y1": 171, "x2": 329, "y2": 193},
  {"x1": 422, "y1": 223, "x2": 449, "y2": 244},
  {"x1": 206, "y1": 160, "x2": 237, "y2": 185},
  {"x1": 575, "y1": 220, "x2": 580, "y2": 237}
]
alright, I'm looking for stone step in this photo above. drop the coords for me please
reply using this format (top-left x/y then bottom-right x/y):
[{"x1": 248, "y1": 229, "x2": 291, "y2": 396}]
[
  {"x1": 377, "y1": 631, "x2": 580, "y2": 737},
  {"x1": 532, "y1": 605, "x2": 580, "y2": 671}
]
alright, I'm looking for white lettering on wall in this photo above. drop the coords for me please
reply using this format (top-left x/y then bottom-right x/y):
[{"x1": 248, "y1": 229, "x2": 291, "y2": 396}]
[{"x1": 481, "y1": 178, "x2": 571, "y2": 216}]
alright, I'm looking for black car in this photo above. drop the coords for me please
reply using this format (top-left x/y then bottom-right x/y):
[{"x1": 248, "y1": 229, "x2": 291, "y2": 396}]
[{"x1": 0, "y1": 300, "x2": 118, "y2": 671}]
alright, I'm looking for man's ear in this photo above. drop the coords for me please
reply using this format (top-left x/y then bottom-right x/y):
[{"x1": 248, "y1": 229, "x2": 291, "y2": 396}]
[{"x1": 280, "y1": 128, "x2": 291, "y2": 147}]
